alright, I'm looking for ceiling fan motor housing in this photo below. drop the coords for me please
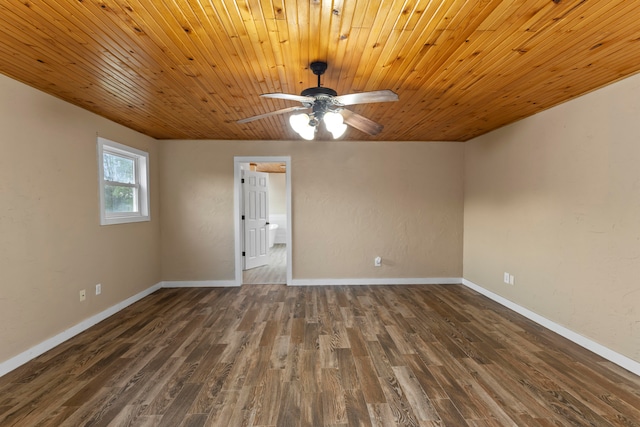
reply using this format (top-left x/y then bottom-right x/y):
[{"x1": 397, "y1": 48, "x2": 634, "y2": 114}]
[{"x1": 300, "y1": 87, "x2": 337, "y2": 97}]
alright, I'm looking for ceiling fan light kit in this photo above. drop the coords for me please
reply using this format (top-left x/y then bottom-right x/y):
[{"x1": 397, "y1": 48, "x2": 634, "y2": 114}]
[
  {"x1": 289, "y1": 110, "x2": 347, "y2": 140},
  {"x1": 238, "y1": 62, "x2": 398, "y2": 140}
]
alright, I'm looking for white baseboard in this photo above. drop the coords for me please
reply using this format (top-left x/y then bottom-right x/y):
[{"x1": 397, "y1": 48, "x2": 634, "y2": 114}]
[
  {"x1": 160, "y1": 280, "x2": 239, "y2": 288},
  {"x1": 290, "y1": 277, "x2": 462, "y2": 286},
  {"x1": 461, "y1": 279, "x2": 640, "y2": 376},
  {"x1": 0, "y1": 282, "x2": 162, "y2": 378}
]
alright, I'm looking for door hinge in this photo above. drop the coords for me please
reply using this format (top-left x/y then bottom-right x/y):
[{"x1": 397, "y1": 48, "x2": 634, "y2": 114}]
[
  {"x1": 242, "y1": 251, "x2": 246, "y2": 257},
  {"x1": 242, "y1": 215, "x2": 245, "y2": 220},
  {"x1": 241, "y1": 178, "x2": 245, "y2": 184}
]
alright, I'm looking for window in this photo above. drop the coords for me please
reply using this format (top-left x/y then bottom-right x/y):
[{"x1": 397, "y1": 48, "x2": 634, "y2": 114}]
[{"x1": 97, "y1": 137, "x2": 150, "y2": 225}]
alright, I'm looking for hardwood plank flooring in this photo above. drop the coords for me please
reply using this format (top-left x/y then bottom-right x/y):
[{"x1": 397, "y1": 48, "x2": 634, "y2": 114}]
[
  {"x1": 1, "y1": 284, "x2": 639, "y2": 426},
  {"x1": 243, "y1": 244, "x2": 287, "y2": 285}
]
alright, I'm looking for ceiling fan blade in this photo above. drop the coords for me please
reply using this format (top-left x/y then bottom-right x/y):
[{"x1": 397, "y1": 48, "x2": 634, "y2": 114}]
[
  {"x1": 333, "y1": 90, "x2": 398, "y2": 106},
  {"x1": 341, "y1": 109, "x2": 384, "y2": 135},
  {"x1": 260, "y1": 93, "x2": 316, "y2": 103},
  {"x1": 237, "y1": 106, "x2": 309, "y2": 124}
]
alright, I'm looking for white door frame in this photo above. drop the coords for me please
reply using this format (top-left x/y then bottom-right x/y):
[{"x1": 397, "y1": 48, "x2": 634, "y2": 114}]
[{"x1": 234, "y1": 156, "x2": 292, "y2": 286}]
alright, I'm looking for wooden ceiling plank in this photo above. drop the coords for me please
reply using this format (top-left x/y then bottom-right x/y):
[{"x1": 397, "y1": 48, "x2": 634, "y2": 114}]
[
  {"x1": 330, "y1": 0, "x2": 359, "y2": 95},
  {"x1": 238, "y1": 0, "x2": 282, "y2": 94},
  {"x1": 331, "y1": 0, "x2": 382, "y2": 95},
  {"x1": 260, "y1": 1, "x2": 289, "y2": 94},
  {"x1": 349, "y1": 0, "x2": 372, "y2": 28},
  {"x1": 394, "y1": 3, "x2": 555, "y2": 114},
  {"x1": 309, "y1": 0, "x2": 331, "y2": 70},
  {"x1": 171, "y1": 0, "x2": 253, "y2": 91},
  {"x1": 0, "y1": 10, "x2": 169, "y2": 124},
  {"x1": 349, "y1": 0, "x2": 413, "y2": 92},
  {"x1": 184, "y1": 0, "x2": 284, "y2": 126},
  {"x1": 263, "y1": 2, "x2": 291, "y2": 104},
  {"x1": 84, "y1": 0, "x2": 219, "y2": 104},
  {"x1": 511, "y1": 2, "x2": 634, "y2": 66},
  {"x1": 0, "y1": 2, "x2": 149, "y2": 101},
  {"x1": 392, "y1": 0, "x2": 596, "y2": 134},
  {"x1": 0, "y1": 53, "x2": 190, "y2": 139},
  {"x1": 146, "y1": 0, "x2": 239, "y2": 95},
  {"x1": 393, "y1": 0, "x2": 502, "y2": 87},
  {"x1": 38, "y1": 0, "x2": 187, "y2": 107},
  {"x1": 365, "y1": 0, "x2": 466, "y2": 93},
  {"x1": 280, "y1": 0, "x2": 305, "y2": 95},
  {"x1": 337, "y1": 1, "x2": 390, "y2": 96},
  {"x1": 290, "y1": 0, "x2": 311, "y2": 92},
  {"x1": 405, "y1": 37, "x2": 640, "y2": 139},
  {"x1": 459, "y1": 65, "x2": 639, "y2": 140},
  {"x1": 380, "y1": 0, "x2": 640, "y2": 142},
  {"x1": 392, "y1": 0, "x2": 421, "y2": 32},
  {"x1": 487, "y1": 44, "x2": 640, "y2": 120},
  {"x1": 364, "y1": 0, "x2": 468, "y2": 92},
  {"x1": 334, "y1": 26, "x2": 368, "y2": 97},
  {"x1": 424, "y1": 0, "x2": 637, "y2": 132},
  {"x1": 208, "y1": 0, "x2": 273, "y2": 100},
  {"x1": 519, "y1": 0, "x2": 590, "y2": 33},
  {"x1": 323, "y1": 0, "x2": 347, "y2": 87},
  {"x1": 129, "y1": 0, "x2": 198, "y2": 63},
  {"x1": 115, "y1": 0, "x2": 236, "y2": 130},
  {"x1": 273, "y1": 17, "x2": 296, "y2": 95},
  {"x1": 371, "y1": 0, "x2": 504, "y2": 134},
  {"x1": 265, "y1": 29, "x2": 287, "y2": 94}
]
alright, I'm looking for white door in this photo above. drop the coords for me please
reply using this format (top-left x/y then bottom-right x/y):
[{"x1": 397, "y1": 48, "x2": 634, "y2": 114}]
[{"x1": 243, "y1": 170, "x2": 270, "y2": 270}]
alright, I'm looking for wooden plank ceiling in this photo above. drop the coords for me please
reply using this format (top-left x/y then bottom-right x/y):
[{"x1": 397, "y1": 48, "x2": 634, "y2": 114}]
[{"x1": 1, "y1": 0, "x2": 640, "y2": 141}]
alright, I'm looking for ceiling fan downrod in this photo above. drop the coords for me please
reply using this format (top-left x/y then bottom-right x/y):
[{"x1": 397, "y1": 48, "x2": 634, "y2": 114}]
[{"x1": 310, "y1": 61, "x2": 327, "y2": 86}]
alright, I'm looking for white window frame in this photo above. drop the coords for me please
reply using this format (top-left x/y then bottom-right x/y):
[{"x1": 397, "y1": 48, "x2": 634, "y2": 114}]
[{"x1": 97, "y1": 137, "x2": 150, "y2": 225}]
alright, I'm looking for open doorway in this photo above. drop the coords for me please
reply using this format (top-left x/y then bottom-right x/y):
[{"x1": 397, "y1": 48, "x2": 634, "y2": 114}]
[{"x1": 234, "y1": 156, "x2": 292, "y2": 286}]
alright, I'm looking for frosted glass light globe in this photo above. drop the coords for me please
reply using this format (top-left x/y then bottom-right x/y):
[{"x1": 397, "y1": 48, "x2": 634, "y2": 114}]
[
  {"x1": 329, "y1": 123, "x2": 347, "y2": 139},
  {"x1": 289, "y1": 113, "x2": 310, "y2": 134},
  {"x1": 324, "y1": 111, "x2": 347, "y2": 139}
]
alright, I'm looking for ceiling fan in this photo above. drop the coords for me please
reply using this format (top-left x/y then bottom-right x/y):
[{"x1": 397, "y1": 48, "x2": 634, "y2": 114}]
[{"x1": 237, "y1": 62, "x2": 398, "y2": 139}]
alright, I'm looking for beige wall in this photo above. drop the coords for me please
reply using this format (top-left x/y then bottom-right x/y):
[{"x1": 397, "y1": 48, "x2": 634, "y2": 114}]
[
  {"x1": 464, "y1": 73, "x2": 640, "y2": 362},
  {"x1": 0, "y1": 74, "x2": 160, "y2": 363},
  {"x1": 159, "y1": 140, "x2": 464, "y2": 281},
  {"x1": 268, "y1": 172, "x2": 287, "y2": 215}
]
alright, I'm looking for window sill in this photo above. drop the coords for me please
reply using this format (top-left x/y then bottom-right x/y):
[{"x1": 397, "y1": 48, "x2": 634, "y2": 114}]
[{"x1": 100, "y1": 214, "x2": 151, "y2": 226}]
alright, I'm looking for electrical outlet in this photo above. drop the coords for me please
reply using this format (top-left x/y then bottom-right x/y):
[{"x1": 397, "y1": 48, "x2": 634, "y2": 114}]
[
  {"x1": 503, "y1": 272, "x2": 510, "y2": 284},
  {"x1": 79, "y1": 289, "x2": 86, "y2": 302},
  {"x1": 509, "y1": 275, "x2": 515, "y2": 285},
  {"x1": 374, "y1": 256, "x2": 382, "y2": 267},
  {"x1": 96, "y1": 284, "x2": 102, "y2": 295}
]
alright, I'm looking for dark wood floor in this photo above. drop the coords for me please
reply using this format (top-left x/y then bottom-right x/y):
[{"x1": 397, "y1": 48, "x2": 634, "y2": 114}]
[{"x1": 1, "y1": 284, "x2": 639, "y2": 426}]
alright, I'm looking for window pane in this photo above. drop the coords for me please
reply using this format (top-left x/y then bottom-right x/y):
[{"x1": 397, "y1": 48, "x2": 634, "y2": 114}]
[
  {"x1": 103, "y1": 152, "x2": 135, "y2": 184},
  {"x1": 104, "y1": 184, "x2": 136, "y2": 213}
]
